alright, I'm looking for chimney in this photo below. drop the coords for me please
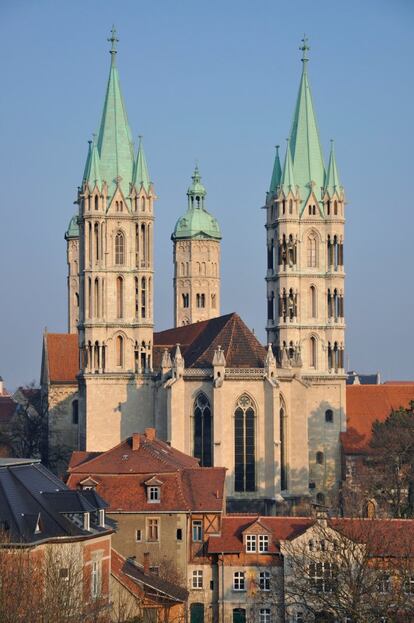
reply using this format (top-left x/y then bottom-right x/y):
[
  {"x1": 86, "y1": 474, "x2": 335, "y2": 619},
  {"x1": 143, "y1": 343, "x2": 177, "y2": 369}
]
[
  {"x1": 145, "y1": 427, "x2": 156, "y2": 441},
  {"x1": 132, "y1": 433, "x2": 141, "y2": 451},
  {"x1": 143, "y1": 552, "x2": 150, "y2": 574}
]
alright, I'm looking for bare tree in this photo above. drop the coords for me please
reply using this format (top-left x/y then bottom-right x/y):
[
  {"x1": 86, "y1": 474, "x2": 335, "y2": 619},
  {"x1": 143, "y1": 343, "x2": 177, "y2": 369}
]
[{"x1": 281, "y1": 516, "x2": 414, "y2": 623}]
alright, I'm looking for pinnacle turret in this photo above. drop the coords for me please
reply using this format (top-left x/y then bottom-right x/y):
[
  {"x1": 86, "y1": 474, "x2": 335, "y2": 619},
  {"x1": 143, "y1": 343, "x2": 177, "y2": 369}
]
[
  {"x1": 280, "y1": 139, "x2": 296, "y2": 194},
  {"x1": 83, "y1": 136, "x2": 102, "y2": 190},
  {"x1": 324, "y1": 140, "x2": 342, "y2": 197},
  {"x1": 269, "y1": 145, "x2": 282, "y2": 194},
  {"x1": 133, "y1": 136, "x2": 151, "y2": 193}
]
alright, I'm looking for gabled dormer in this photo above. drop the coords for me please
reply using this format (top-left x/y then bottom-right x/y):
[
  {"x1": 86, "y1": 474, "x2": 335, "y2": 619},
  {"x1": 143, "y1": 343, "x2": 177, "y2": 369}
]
[
  {"x1": 107, "y1": 185, "x2": 130, "y2": 215},
  {"x1": 302, "y1": 189, "x2": 324, "y2": 219},
  {"x1": 144, "y1": 475, "x2": 164, "y2": 503},
  {"x1": 242, "y1": 519, "x2": 272, "y2": 553},
  {"x1": 79, "y1": 476, "x2": 99, "y2": 491}
]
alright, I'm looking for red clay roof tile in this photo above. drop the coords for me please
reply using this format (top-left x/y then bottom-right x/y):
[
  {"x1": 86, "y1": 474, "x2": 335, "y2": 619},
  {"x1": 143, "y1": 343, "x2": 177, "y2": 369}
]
[{"x1": 343, "y1": 384, "x2": 414, "y2": 453}]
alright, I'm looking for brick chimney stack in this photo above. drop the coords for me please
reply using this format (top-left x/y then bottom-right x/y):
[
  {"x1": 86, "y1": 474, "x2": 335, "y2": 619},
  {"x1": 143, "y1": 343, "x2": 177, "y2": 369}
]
[
  {"x1": 145, "y1": 427, "x2": 156, "y2": 441},
  {"x1": 132, "y1": 433, "x2": 141, "y2": 451}
]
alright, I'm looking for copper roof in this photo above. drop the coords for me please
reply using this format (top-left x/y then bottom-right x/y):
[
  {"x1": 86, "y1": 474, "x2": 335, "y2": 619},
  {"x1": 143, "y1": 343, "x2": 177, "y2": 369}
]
[{"x1": 46, "y1": 333, "x2": 79, "y2": 383}]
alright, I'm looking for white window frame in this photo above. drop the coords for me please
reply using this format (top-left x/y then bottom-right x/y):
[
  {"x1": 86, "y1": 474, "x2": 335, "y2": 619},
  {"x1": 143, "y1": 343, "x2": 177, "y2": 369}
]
[
  {"x1": 309, "y1": 561, "x2": 336, "y2": 593},
  {"x1": 258, "y1": 534, "x2": 269, "y2": 552},
  {"x1": 404, "y1": 576, "x2": 414, "y2": 594},
  {"x1": 259, "y1": 570, "x2": 270, "y2": 591},
  {"x1": 192, "y1": 569, "x2": 203, "y2": 589},
  {"x1": 259, "y1": 608, "x2": 271, "y2": 623},
  {"x1": 233, "y1": 571, "x2": 245, "y2": 591},
  {"x1": 245, "y1": 534, "x2": 257, "y2": 553},
  {"x1": 192, "y1": 520, "x2": 203, "y2": 542},
  {"x1": 91, "y1": 559, "x2": 101, "y2": 599},
  {"x1": 147, "y1": 486, "x2": 160, "y2": 503}
]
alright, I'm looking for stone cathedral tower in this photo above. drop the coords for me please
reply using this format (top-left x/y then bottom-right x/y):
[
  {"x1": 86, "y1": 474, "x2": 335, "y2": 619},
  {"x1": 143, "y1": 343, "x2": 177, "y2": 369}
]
[
  {"x1": 266, "y1": 38, "x2": 345, "y2": 376},
  {"x1": 172, "y1": 166, "x2": 221, "y2": 326},
  {"x1": 76, "y1": 29, "x2": 156, "y2": 451}
]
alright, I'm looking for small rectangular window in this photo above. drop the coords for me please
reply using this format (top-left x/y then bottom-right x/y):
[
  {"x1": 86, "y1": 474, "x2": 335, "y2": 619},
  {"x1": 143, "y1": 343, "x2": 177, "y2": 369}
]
[
  {"x1": 259, "y1": 609, "x2": 271, "y2": 623},
  {"x1": 258, "y1": 535, "x2": 269, "y2": 552},
  {"x1": 176, "y1": 528, "x2": 182, "y2": 541},
  {"x1": 245, "y1": 534, "x2": 256, "y2": 552},
  {"x1": 233, "y1": 571, "x2": 245, "y2": 591},
  {"x1": 192, "y1": 569, "x2": 203, "y2": 589},
  {"x1": 59, "y1": 568, "x2": 69, "y2": 581},
  {"x1": 259, "y1": 571, "x2": 270, "y2": 591},
  {"x1": 147, "y1": 518, "x2": 159, "y2": 542},
  {"x1": 149, "y1": 566, "x2": 159, "y2": 576},
  {"x1": 147, "y1": 486, "x2": 160, "y2": 503},
  {"x1": 192, "y1": 520, "x2": 203, "y2": 542},
  {"x1": 136, "y1": 529, "x2": 142, "y2": 542},
  {"x1": 210, "y1": 579, "x2": 214, "y2": 590}
]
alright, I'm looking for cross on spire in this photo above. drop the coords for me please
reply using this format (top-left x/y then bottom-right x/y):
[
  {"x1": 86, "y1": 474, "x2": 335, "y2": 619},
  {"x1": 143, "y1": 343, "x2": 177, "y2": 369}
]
[
  {"x1": 108, "y1": 25, "x2": 119, "y2": 63},
  {"x1": 299, "y1": 34, "x2": 310, "y2": 63}
]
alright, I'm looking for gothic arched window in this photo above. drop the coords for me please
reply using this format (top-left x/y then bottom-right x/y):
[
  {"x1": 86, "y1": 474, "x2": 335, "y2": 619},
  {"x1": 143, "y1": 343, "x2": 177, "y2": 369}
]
[
  {"x1": 135, "y1": 277, "x2": 139, "y2": 318},
  {"x1": 310, "y1": 336, "x2": 317, "y2": 368},
  {"x1": 94, "y1": 278, "x2": 100, "y2": 318},
  {"x1": 310, "y1": 285, "x2": 317, "y2": 318},
  {"x1": 193, "y1": 393, "x2": 212, "y2": 467},
  {"x1": 116, "y1": 276, "x2": 123, "y2": 318},
  {"x1": 94, "y1": 195, "x2": 99, "y2": 210},
  {"x1": 116, "y1": 335, "x2": 123, "y2": 368},
  {"x1": 115, "y1": 231, "x2": 125, "y2": 265},
  {"x1": 307, "y1": 233, "x2": 317, "y2": 268},
  {"x1": 234, "y1": 395, "x2": 256, "y2": 492}
]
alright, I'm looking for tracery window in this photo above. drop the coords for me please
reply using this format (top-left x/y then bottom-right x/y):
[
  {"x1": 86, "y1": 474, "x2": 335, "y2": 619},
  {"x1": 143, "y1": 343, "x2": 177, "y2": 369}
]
[
  {"x1": 234, "y1": 395, "x2": 256, "y2": 492},
  {"x1": 115, "y1": 231, "x2": 125, "y2": 265},
  {"x1": 193, "y1": 393, "x2": 212, "y2": 467}
]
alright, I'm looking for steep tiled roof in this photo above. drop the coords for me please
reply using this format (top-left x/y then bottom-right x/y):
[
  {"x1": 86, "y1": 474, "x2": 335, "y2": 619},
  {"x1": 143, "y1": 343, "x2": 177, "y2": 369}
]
[
  {"x1": 68, "y1": 431, "x2": 198, "y2": 475},
  {"x1": 0, "y1": 458, "x2": 111, "y2": 544},
  {"x1": 67, "y1": 431, "x2": 226, "y2": 513},
  {"x1": 154, "y1": 313, "x2": 266, "y2": 369},
  {"x1": 208, "y1": 516, "x2": 312, "y2": 553},
  {"x1": 342, "y1": 383, "x2": 414, "y2": 453},
  {"x1": 111, "y1": 549, "x2": 188, "y2": 603},
  {"x1": 45, "y1": 333, "x2": 78, "y2": 383},
  {"x1": 208, "y1": 515, "x2": 414, "y2": 559}
]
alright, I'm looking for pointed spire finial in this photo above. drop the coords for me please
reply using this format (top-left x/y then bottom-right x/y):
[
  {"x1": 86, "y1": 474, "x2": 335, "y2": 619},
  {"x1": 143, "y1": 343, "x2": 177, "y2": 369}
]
[
  {"x1": 299, "y1": 34, "x2": 310, "y2": 65},
  {"x1": 108, "y1": 25, "x2": 119, "y2": 64}
]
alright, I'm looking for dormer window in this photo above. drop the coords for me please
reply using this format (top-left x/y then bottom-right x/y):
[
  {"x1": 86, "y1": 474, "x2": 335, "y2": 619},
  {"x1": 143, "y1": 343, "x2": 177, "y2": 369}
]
[
  {"x1": 83, "y1": 512, "x2": 90, "y2": 531},
  {"x1": 98, "y1": 509, "x2": 105, "y2": 527},
  {"x1": 246, "y1": 534, "x2": 256, "y2": 553},
  {"x1": 148, "y1": 486, "x2": 160, "y2": 503},
  {"x1": 258, "y1": 534, "x2": 269, "y2": 552}
]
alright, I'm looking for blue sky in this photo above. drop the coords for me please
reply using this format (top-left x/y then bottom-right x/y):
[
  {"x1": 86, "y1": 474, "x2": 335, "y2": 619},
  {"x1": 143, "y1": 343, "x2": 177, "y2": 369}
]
[{"x1": 0, "y1": 0, "x2": 413, "y2": 389}]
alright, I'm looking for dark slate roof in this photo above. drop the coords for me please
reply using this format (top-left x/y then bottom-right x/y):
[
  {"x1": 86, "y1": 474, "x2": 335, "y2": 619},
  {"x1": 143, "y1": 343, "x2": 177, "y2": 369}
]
[
  {"x1": 0, "y1": 459, "x2": 111, "y2": 544},
  {"x1": 154, "y1": 313, "x2": 266, "y2": 369},
  {"x1": 112, "y1": 549, "x2": 188, "y2": 603}
]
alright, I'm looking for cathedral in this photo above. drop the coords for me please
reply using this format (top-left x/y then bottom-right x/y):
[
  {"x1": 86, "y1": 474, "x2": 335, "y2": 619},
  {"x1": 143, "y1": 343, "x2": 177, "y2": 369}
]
[{"x1": 44, "y1": 31, "x2": 346, "y2": 512}]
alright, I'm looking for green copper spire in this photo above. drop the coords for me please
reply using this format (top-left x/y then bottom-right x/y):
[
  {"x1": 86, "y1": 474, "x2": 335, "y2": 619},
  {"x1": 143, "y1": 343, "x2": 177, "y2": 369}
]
[
  {"x1": 187, "y1": 164, "x2": 206, "y2": 198},
  {"x1": 84, "y1": 135, "x2": 102, "y2": 189},
  {"x1": 65, "y1": 213, "x2": 79, "y2": 240},
  {"x1": 172, "y1": 166, "x2": 221, "y2": 240},
  {"x1": 269, "y1": 145, "x2": 282, "y2": 194},
  {"x1": 289, "y1": 36, "x2": 325, "y2": 209},
  {"x1": 280, "y1": 139, "x2": 296, "y2": 193},
  {"x1": 96, "y1": 27, "x2": 135, "y2": 199},
  {"x1": 133, "y1": 136, "x2": 151, "y2": 193},
  {"x1": 325, "y1": 140, "x2": 341, "y2": 196}
]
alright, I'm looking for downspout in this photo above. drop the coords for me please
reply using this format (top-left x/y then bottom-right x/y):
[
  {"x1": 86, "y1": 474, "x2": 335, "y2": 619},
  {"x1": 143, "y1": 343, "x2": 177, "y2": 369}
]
[{"x1": 221, "y1": 553, "x2": 224, "y2": 623}]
